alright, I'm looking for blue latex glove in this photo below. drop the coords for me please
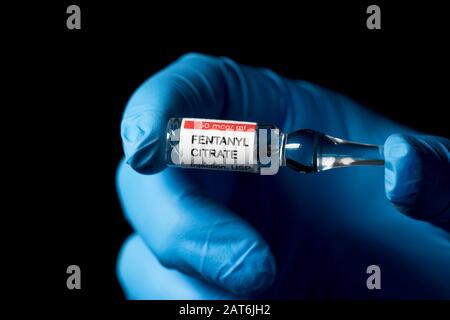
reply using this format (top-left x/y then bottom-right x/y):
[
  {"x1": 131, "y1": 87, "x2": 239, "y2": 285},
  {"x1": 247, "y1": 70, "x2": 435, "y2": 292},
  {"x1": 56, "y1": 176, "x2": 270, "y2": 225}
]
[{"x1": 116, "y1": 53, "x2": 450, "y2": 299}]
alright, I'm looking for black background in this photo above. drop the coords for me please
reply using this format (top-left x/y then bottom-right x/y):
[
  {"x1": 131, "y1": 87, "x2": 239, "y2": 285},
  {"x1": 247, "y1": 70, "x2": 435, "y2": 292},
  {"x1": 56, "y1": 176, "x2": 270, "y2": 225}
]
[{"x1": 14, "y1": 1, "x2": 449, "y2": 304}]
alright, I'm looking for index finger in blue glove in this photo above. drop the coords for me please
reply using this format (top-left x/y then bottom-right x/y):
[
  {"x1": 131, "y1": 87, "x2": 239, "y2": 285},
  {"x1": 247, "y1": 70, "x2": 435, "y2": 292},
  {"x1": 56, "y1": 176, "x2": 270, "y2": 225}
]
[
  {"x1": 120, "y1": 53, "x2": 285, "y2": 174},
  {"x1": 384, "y1": 133, "x2": 450, "y2": 227},
  {"x1": 117, "y1": 234, "x2": 238, "y2": 299},
  {"x1": 116, "y1": 161, "x2": 276, "y2": 296}
]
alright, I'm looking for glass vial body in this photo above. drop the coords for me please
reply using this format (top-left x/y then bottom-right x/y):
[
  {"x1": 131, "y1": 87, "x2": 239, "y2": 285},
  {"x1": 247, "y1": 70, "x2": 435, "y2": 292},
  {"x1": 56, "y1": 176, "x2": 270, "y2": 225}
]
[
  {"x1": 166, "y1": 118, "x2": 281, "y2": 174},
  {"x1": 166, "y1": 117, "x2": 384, "y2": 175}
]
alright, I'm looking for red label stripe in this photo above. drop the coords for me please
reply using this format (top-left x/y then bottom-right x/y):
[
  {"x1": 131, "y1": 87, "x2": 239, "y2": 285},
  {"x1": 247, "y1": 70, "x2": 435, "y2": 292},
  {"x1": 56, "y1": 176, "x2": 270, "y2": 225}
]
[{"x1": 184, "y1": 120, "x2": 256, "y2": 132}]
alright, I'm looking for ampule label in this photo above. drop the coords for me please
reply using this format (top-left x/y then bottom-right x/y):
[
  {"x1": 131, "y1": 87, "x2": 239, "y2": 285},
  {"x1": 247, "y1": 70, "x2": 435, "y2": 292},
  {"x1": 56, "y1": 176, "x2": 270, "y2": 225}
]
[{"x1": 178, "y1": 118, "x2": 258, "y2": 172}]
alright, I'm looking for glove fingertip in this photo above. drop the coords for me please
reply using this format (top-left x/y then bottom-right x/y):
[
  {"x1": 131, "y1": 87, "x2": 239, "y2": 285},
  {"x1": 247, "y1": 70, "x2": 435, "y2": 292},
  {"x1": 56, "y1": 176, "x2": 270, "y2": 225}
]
[
  {"x1": 384, "y1": 134, "x2": 423, "y2": 211},
  {"x1": 384, "y1": 133, "x2": 450, "y2": 224},
  {"x1": 121, "y1": 111, "x2": 166, "y2": 174}
]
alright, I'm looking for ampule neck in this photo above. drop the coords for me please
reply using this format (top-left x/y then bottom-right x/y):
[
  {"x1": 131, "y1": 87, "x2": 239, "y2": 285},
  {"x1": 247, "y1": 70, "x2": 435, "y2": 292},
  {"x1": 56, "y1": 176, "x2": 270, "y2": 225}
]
[
  {"x1": 281, "y1": 129, "x2": 384, "y2": 173},
  {"x1": 281, "y1": 129, "x2": 320, "y2": 173}
]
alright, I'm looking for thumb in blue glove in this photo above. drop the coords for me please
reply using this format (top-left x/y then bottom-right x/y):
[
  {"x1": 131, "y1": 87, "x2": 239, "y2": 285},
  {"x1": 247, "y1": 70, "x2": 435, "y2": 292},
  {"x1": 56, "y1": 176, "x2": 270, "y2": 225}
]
[{"x1": 384, "y1": 134, "x2": 450, "y2": 229}]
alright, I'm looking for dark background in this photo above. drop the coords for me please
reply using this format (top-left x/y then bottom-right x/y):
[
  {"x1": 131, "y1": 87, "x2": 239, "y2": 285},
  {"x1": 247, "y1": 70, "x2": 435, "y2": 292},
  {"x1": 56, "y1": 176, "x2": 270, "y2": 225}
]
[{"x1": 17, "y1": 1, "x2": 449, "y2": 302}]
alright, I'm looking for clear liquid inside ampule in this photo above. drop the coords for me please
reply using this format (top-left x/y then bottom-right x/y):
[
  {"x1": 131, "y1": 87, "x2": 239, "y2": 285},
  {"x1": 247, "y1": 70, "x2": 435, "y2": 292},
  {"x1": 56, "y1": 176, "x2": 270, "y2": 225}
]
[{"x1": 165, "y1": 118, "x2": 384, "y2": 175}]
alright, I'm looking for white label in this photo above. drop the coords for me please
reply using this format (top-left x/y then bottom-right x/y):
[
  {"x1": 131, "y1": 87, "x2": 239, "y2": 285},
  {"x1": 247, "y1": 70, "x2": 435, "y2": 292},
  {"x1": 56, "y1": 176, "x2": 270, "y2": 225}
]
[{"x1": 178, "y1": 118, "x2": 258, "y2": 172}]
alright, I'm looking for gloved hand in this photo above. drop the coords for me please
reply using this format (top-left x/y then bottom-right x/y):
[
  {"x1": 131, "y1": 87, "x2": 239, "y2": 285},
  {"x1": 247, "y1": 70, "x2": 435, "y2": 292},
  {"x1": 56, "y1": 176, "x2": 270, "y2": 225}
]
[{"x1": 116, "y1": 53, "x2": 450, "y2": 299}]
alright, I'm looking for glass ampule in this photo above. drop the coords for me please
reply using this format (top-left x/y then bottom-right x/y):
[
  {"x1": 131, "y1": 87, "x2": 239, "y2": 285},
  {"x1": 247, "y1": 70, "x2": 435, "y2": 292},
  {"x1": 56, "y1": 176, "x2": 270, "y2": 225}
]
[{"x1": 165, "y1": 118, "x2": 384, "y2": 175}]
